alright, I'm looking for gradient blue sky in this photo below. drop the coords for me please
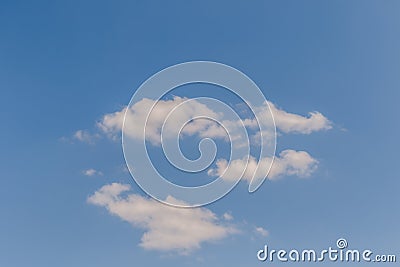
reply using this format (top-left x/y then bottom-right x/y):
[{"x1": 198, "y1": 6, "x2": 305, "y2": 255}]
[{"x1": 1, "y1": 1, "x2": 399, "y2": 266}]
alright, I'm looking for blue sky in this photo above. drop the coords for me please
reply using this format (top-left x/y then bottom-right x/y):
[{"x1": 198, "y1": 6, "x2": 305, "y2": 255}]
[{"x1": 1, "y1": 1, "x2": 399, "y2": 266}]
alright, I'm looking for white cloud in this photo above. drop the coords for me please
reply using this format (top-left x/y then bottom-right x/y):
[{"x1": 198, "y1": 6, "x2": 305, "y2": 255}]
[
  {"x1": 96, "y1": 108, "x2": 126, "y2": 140},
  {"x1": 241, "y1": 101, "x2": 331, "y2": 134},
  {"x1": 82, "y1": 168, "x2": 103, "y2": 176},
  {"x1": 83, "y1": 98, "x2": 331, "y2": 252},
  {"x1": 97, "y1": 98, "x2": 327, "y2": 182},
  {"x1": 208, "y1": 149, "x2": 318, "y2": 182},
  {"x1": 255, "y1": 227, "x2": 269, "y2": 237},
  {"x1": 222, "y1": 212, "x2": 234, "y2": 221},
  {"x1": 88, "y1": 183, "x2": 237, "y2": 253},
  {"x1": 98, "y1": 98, "x2": 331, "y2": 145},
  {"x1": 265, "y1": 101, "x2": 332, "y2": 134},
  {"x1": 73, "y1": 130, "x2": 99, "y2": 144},
  {"x1": 97, "y1": 97, "x2": 225, "y2": 144}
]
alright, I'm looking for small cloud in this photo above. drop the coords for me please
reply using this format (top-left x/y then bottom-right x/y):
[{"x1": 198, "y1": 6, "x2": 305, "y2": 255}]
[
  {"x1": 73, "y1": 130, "x2": 99, "y2": 144},
  {"x1": 223, "y1": 212, "x2": 233, "y2": 221},
  {"x1": 255, "y1": 227, "x2": 269, "y2": 237},
  {"x1": 208, "y1": 149, "x2": 319, "y2": 183},
  {"x1": 266, "y1": 101, "x2": 332, "y2": 134},
  {"x1": 83, "y1": 168, "x2": 103, "y2": 177}
]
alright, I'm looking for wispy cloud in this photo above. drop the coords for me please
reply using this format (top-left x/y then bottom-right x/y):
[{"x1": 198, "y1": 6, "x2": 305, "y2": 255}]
[
  {"x1": 223, "y1": 212, "x2": 234, "y2": 221},
  {"x1": 255, "y1": 226, "x2": 269, "y2": 237},
  {"x1": 264, "y1": 102, "x2": 332, "y2": 134},
  {"x1": 88, "y1": 183, "x2": 238, "y2": 254},
  {"x1": 97, "y1": 97, "x2": 223, "y2": 144},
  {"x1": 73, "y1": 130, "x2": 99, "y2": 144},
  {"x1": 208, "y1": 149, "x2": 319, "y2": 183},
  {"x1": 82, "y1": 168, "x2": 103, "y2": 177}
]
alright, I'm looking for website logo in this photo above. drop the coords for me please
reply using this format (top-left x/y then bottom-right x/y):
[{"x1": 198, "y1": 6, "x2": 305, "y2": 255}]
[{"x1": 257, "y1": 238, "x2": 397, "y2": 263}]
